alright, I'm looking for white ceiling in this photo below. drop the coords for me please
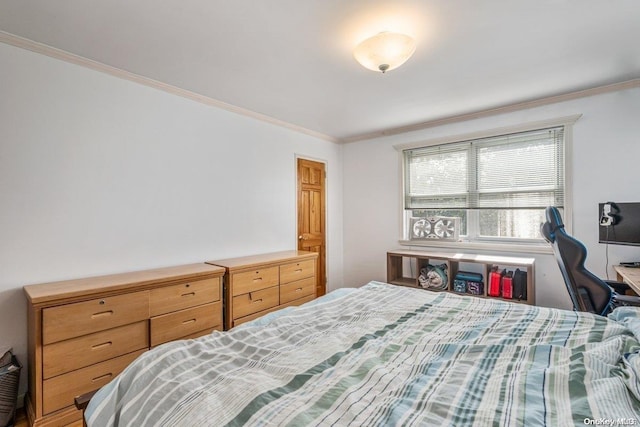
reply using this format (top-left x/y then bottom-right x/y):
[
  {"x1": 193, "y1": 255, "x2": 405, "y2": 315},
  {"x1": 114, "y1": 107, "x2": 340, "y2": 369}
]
[{"x1": 1, "y1": 1, "x2": 639, "y2": 142}]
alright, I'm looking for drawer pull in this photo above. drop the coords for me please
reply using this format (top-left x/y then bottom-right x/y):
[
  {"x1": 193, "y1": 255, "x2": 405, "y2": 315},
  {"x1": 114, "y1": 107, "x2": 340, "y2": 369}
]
[
  {"x1": 296, "y1": 287, "x2": 303, "y2": 292},
  {"x1": 182, "y1": 319, "x2": 196, "y2": 325},
  {"x1": 252, "y1": 277, "x2": 263, "y2": 282},
  {"x1": 181, "y1": 292, "x2": 196, "y2": 297},
  {"x1": 91, "y1": 341, "x2": 113, "y2": 350},
  {"x1": 92, "y1": 373, "x2": 113, "y2": 383},
  {"x1": 91, "y1": 310, "x2": 114, "y2": 319},
  {"x1": 253, "y1": 299, "x2": 263, "y2": 304},
  {"x1": 295, "y1": 269, "x2": 303, "y2": 273}
]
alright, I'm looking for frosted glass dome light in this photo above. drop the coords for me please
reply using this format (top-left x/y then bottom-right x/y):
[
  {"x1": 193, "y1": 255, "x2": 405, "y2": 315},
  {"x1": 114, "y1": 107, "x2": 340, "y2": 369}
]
[{"x1": 353, "y1": 32, "x2": 416, "y2": 73}]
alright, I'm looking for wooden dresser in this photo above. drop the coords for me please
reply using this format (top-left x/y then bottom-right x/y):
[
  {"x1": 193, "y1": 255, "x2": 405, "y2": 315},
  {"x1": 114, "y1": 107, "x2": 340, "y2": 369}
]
[
  {"x1": 23, "y1": 263, "x2": 225, "y2": 427},
  {"x1": 207, "y1": 250, "x2": 318, "y2": 329}
]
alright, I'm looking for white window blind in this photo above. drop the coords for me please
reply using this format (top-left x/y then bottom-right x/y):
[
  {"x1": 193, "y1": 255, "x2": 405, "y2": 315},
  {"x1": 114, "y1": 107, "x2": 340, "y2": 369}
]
[{"x1": 404, "y1": 126, "x2": 564, "y2": 210}]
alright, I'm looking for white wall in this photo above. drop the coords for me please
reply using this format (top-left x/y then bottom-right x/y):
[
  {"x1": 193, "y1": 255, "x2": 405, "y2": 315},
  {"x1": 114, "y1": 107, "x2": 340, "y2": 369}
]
[
  {"x1": 343, "y1": 86, "x2": 640, "y2": 310},
  {"x1": 0, "y1": 42, "x2": 343, "y2": 395},
  {"x1": 3, "y1": 37, "x2": 640, "y2": 401}
]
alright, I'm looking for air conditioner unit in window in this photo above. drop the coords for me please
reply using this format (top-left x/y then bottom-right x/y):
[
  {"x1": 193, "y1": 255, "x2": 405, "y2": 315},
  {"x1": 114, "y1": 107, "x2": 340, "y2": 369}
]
[{"x1": 409, "y1": 216, "x2": 460, "y2": 241}]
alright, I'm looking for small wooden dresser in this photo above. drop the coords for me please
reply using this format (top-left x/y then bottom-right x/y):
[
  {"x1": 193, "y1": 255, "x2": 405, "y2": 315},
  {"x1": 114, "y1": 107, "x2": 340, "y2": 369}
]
[
  {"x1": 207, "y1": 250, "x2": 318, "y2": 329},
  {"x1": 23, "y1": 263, "x2": 225, "y2": 426}
]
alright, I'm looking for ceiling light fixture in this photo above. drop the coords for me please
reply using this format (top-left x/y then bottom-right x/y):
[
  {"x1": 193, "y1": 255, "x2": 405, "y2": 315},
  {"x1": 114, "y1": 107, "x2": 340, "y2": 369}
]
[{"x1": 353, "y1": 32, "x2": 416, "y2": 73}]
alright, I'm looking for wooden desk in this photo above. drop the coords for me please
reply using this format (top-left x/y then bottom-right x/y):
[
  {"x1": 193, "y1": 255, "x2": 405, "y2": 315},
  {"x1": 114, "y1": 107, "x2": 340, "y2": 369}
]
[{"x1": 614, "y1": 265, "x2": 640, "y2": 295}]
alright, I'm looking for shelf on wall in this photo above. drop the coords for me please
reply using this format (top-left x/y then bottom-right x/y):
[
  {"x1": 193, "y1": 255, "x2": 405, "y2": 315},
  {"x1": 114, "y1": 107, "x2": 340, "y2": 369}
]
[{"x1": 387, "y1": 249, "x2": 535, "y2": 305}]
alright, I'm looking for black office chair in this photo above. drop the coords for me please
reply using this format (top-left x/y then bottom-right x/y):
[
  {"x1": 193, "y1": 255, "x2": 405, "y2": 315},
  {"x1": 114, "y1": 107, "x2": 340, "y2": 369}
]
[{"x1": 540, "y1": 206, "x2": 639, "y2": 316}]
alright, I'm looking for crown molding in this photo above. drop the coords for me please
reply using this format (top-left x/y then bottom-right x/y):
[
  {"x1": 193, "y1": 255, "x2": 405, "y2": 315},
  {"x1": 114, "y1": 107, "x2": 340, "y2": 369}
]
[
  {"x1": 341, "y1": 78, "x2": 640, "y2": 143},
  {"x1": 0, "y1": 31, "x2": 339, "y2": 144},
  {"x1": 3, "y1": 31, "x2": 638, "y2": 146}
]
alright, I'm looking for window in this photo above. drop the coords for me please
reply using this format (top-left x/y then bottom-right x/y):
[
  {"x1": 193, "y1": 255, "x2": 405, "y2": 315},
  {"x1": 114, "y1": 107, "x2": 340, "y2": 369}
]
[{"x1": 403, "y1": 126, "x2": 565, "y2": 242}]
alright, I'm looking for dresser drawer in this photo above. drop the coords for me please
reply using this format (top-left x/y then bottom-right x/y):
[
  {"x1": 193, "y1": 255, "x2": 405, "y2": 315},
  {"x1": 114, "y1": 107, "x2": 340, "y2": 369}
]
[
  {"x1": 150, "y1": 301, "x2": 222, "y2": 347},
  {"x1": 42, "y1": 349, "x2": 145, "y2": 415},
  {"x1": 180, "y1": 324, "x2": 223, "y2": 341},
  {"x1": 281, "y1": 294, "x2": 315, "y2": 309},
  {"x1": 280, "y1": 276, "x2": 315, "y2": 304},
  {"x1": 232, "y1": 286, "x2": 279, "y2": 319},
  {"x1": 43, "y1": 321, "x2": 149, "y2": 379},
  {"x1": 150, "y1": 277, "x2": 220, "y2": 316},
  {"x1": 233, "y1": 305, "x2": 281, "y2": 327},
  {"x1": 280, "y1": 259, "x2": 315, "y2": 284},
  {"x1": 231, "y1": 267, "x2": 279, "y2": 296},
  {"x1": 42, "y1": 291, "x2": 149, "y2": 345}
]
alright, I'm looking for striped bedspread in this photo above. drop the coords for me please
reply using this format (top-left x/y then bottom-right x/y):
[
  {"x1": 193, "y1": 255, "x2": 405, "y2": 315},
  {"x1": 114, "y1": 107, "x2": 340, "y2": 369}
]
[{"x1": 86, "y1": 281, "x2": 640, "y2": 426}]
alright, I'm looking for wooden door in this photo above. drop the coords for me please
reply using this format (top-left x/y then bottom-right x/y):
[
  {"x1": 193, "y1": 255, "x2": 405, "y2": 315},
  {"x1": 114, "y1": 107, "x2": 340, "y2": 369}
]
[{"x1": 297, "y1": 158, "x2": 326, "y2": 297}]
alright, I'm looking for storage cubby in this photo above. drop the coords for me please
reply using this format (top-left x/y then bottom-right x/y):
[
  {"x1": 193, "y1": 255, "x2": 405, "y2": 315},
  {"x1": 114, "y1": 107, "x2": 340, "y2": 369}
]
[
  {"x1": 416, "y1": 258, "x2": 451, "y2": 292},
  {"x1": 387, "y1": 250, "x2": 535, "y2": 305},
  {"x1": 484, "y1": 264, "x2": 531, "y2": 303},
  {"x1": 386, "y1": 253, "x2": 451, "y2": 291},
  {"x1": 386, "y1": 253, "x2": 419, "y2": 288}
]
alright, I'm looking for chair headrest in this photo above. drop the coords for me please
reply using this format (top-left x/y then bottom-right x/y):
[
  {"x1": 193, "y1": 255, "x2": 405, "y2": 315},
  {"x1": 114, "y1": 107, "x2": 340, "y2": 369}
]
[
  {"x1": 540, "y1": 222, "x2": 555, "y2": 243},
  {"x1": 541, "y1": 206, "x2": 565, "y2": 243},
  {"x1": 546, "y1": 206, "x2": 564, "y2": 228}
]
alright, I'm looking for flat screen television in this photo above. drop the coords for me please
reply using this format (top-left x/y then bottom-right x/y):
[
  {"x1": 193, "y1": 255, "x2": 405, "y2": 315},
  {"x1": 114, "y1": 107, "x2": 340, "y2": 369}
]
[{"x1": 598, "y1": 202, "x2": 640, "y2": 246}]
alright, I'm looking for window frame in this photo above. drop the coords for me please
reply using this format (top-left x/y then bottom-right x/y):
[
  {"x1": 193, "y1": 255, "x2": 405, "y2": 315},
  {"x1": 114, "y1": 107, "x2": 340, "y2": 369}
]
[{"x1": 395, "y1": 115, "x2": 579, "y2": 250}]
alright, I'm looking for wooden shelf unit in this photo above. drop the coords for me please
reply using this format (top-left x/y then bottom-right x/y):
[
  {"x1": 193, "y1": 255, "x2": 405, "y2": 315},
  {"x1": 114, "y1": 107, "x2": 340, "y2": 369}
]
[
  {"x1": 23, "y1": 263, "x2": 225, "y2": 427},
  {"x1": 387, "y1": 249, "x2": 535, "y2": 305}
]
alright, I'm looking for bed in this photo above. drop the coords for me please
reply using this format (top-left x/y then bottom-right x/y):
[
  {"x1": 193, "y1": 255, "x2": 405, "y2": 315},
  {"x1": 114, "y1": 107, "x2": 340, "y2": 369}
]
[{"x1": 85, "y1": 281, "x2": 640, "y2": 426}]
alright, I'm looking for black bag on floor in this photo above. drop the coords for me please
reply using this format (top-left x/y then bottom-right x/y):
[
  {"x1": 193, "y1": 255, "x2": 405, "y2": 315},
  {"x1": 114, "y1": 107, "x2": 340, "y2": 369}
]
[{"x1": 0, "y1": 350, "x2": 21, "y2": 427}]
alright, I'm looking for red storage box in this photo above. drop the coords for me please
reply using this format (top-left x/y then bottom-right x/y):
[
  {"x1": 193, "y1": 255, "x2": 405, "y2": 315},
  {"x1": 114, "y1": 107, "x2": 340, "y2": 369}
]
[
  {"x1": 488, "y1": 267, "x2": 502, "y2": 297},
  {"x1": 502, "y1": 271, "x2": 513, "y2": 299}
]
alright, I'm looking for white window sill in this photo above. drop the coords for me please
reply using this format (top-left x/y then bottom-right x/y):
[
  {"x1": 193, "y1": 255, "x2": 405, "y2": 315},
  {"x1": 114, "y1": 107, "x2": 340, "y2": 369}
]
[{"x1": 398, "y1": 239, "x2": 554, "y2": 255}]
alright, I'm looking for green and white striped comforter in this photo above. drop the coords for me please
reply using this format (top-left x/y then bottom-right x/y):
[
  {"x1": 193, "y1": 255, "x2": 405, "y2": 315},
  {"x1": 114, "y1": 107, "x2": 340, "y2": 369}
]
[{"x1": 86, "y1": 281, "x2": 640, "y2": 426}]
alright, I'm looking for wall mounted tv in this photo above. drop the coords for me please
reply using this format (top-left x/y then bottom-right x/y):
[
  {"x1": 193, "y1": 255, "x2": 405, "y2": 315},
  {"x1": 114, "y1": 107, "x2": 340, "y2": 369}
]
[{"x1": 598, "y1": 202, "x2": 640, "y2": 246}]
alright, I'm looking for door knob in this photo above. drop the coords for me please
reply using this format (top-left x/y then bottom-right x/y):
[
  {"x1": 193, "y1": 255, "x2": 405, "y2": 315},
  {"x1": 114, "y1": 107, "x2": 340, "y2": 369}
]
[{"x1": 298, "y1": 235, "x2": 303, "y2": 240}]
